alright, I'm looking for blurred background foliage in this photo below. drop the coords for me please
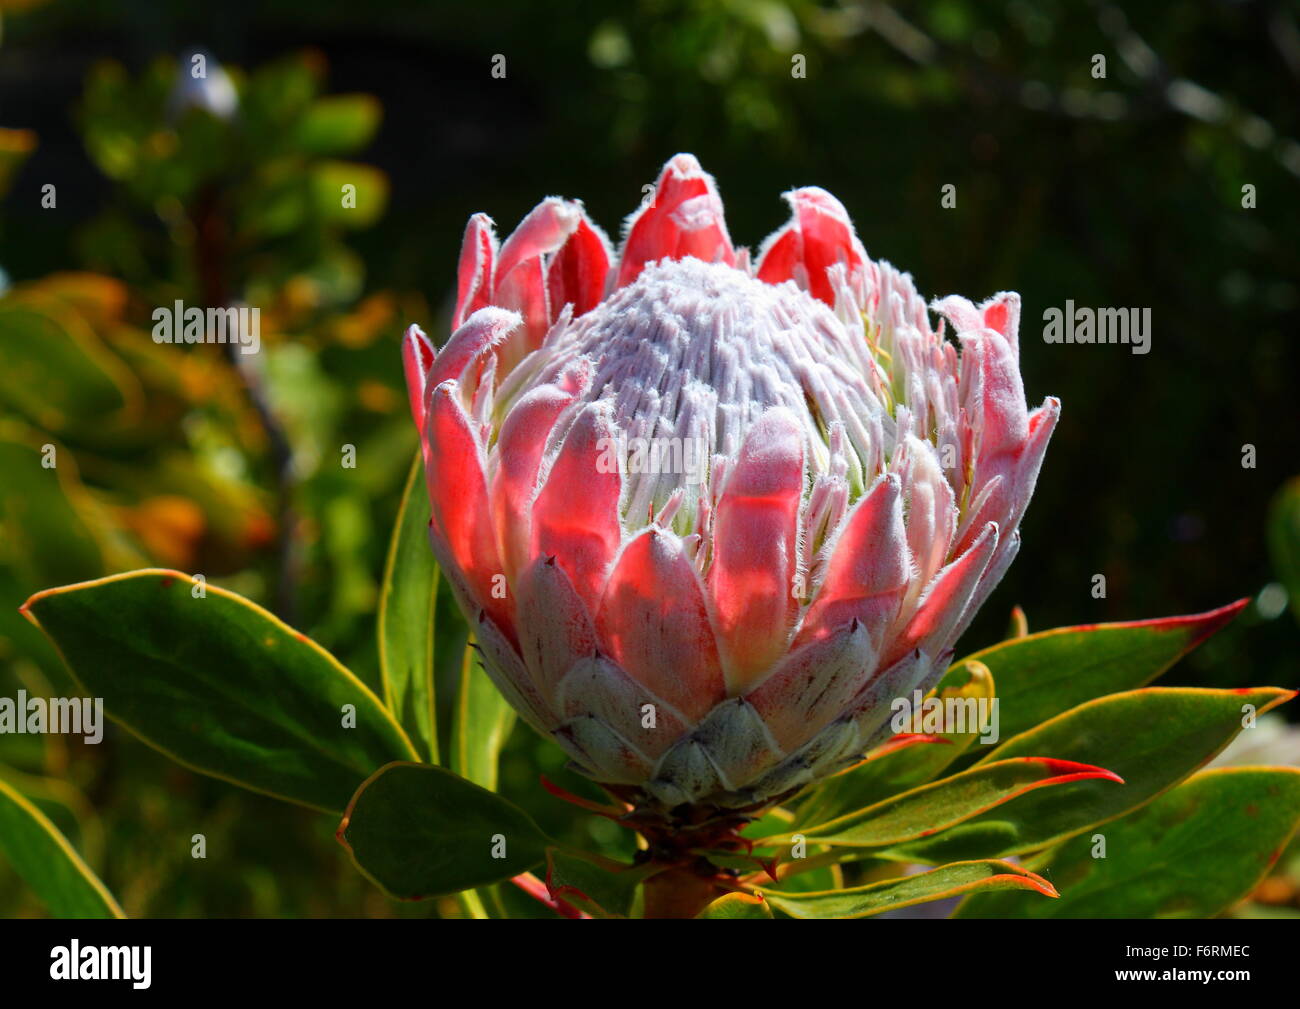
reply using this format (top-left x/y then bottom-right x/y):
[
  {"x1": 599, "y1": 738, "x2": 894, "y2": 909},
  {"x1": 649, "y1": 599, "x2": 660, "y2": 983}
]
[{"x1": 0, "y1": 0, "x2": 1296, "y2": 917}]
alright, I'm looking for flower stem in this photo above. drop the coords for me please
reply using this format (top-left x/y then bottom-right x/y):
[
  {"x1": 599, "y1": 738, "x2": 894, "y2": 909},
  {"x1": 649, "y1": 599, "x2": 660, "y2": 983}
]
[{"x1": 641, "y1": 867, "x2": 723, "y2": 919}]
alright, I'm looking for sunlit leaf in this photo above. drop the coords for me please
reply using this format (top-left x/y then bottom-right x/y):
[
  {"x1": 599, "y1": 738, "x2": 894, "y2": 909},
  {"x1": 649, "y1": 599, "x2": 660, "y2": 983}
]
[
  {"x1": 891, "y1": 687, "x2": 1294, "y2": 864},
  {"x1": 23, "y1": 569, "x2": 417, "y2": 813},
  {"x1": 378, "y1": 454, "x2": 439, "y2": 762},
  {"x1": 953, "y1": 601, "x2": 1248, "y2": 743},
  {"x1": 697, "y1": 892, "x2": 773, "y2": 919},
  {"x1": 770, "y1": 757, "x2": 1120, "y2": 849},
  {"x1": 759, "y1": 859, "x2": 1057, "y2": 919},
  {"x1": 955, "y1": 768, "x2": 1300, "y2": 918}
]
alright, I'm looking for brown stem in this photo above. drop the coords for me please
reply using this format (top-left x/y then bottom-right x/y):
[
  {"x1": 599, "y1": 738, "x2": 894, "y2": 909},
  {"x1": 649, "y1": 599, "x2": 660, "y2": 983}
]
[{"x1": 641, "y1": 866, "x2": 724, "y2": 919}]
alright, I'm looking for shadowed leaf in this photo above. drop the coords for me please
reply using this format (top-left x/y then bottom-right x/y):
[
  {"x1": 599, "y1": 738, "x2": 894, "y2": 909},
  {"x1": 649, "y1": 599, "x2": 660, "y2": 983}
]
[
  {"x1": 337, "y1": 761, "x2": 548, "y2": 899},
  {"x1": 0, "y1": 777, "x2": 123, "y2": 918}
]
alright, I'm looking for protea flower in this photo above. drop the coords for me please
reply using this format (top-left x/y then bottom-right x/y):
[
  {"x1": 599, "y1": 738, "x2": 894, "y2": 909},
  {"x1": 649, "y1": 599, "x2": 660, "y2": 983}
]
[{"x1": 402, "y1": 154, "x2": 1058, "y2": 825}]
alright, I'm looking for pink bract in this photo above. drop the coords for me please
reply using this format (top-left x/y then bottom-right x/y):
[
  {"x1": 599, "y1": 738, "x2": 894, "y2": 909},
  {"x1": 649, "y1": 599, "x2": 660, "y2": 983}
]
[{"x1": 402, "y1": 154, "x2": 1058, "y2": 813}]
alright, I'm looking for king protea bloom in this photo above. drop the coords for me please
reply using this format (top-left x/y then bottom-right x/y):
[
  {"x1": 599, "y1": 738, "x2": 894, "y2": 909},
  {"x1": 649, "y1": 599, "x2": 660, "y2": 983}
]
[{"x1": 403, "y1": 154, "x2": 1058, "y2": 815}]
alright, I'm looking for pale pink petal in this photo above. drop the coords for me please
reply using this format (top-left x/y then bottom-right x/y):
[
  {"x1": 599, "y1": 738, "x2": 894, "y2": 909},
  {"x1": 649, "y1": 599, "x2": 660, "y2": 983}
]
[
  {"x1": 745, "y1": 620, "x2": 874, "y2": 750},
  {"x1": 901, "y1": 436, "x2": 957, "y2": 595},
  {"x1": 426, "y1": 307, "x2": 519, "y2": 392},
  {"x1": 552, "y1": 716, "x2": 652, "y2": 785},
  {"x1": 979, "y1": 291, "x2": 1021, "y2": 358},
  {"x1": 514, "y1": 554, "x2": 597, "y2": 698},
  {"x1": 494, "y1": 198, "x2": 583, "y2": 282},
  {"x1": 886, "y1": 521, "x2": 999, "y2": 665},
  {"x1": 529, "y1": 403, "x2": 624, "y2": 614},
  {"x1": 492, "y1": 257, "x2": 549, "y2": 359},
  {"x1": 546, "y1": 208, "x2": 613, "y2": 317},
  {"x1": 793, "y1": 473, "x2": 909, "y2": 649},
  {"x1": 931, "y1": 294, "x2": 982, "y2": 337},
  {"x1": 966, "y1": 329, "x2": 1029, "y2": 461},
  {"x1": 615, "y1": 154, "x2": 735, "y2": 288},
  {"x1": 596, "y1": 527, "x2": 726, "y2": 722},
  {"x1": 555, "y1": 654, "x2": 691, "y2": 760},
  {"x1": 490, "y1": 381, "x2": 585, "y2": 581},
  {"x1": 952, "y1": 391, "x2": 1055, "y2": 558},
  {"x1": 422, "y1": 380, "x2": 512, "y2": 637},
  {"x1": 400, "y1": 324, "x2": 435, "y2": 435},
  {"x1": 493, "y1": 198, "x2": 585, "y2": 356},
  {"x1": 453, "y1": 213, "x2": 497, "y2": 329},
  {"x1": 949, "y1": 529, "x2": 1020, "y2": 647},
  {"x1": 474, "y1": 610, "x2": 556, "y2": 733},
  {"x1": 707, "y1": 408, "x2": 805, "y2": 692},
  {"x1": 1005, "y1": 396, "x2": 1060, "y2": 532},
  {"x1": 668, "y1": 191, "x2": 733, "y2": 266},
  {"x1": 756, "y1": 187, "x2": 869, "y2": 306}
]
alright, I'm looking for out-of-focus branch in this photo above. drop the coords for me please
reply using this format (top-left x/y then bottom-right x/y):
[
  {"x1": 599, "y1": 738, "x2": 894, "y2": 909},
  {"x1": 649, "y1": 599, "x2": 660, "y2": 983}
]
[
  {"x1": 833, "y1": 0, "x2": 1300, "y2": 176},
  {"x1": 192, "y1": 184, "x2": 301, "y2": 624},
  {"x1": 1093, "y1": 0, "x2": 1300, "y2": 175}
]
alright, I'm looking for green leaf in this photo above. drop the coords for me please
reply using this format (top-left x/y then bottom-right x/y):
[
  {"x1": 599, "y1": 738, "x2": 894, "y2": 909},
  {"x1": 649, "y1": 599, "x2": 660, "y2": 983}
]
[
  {"x1": 759, "y1": 859, "x2": 1057, "y2": 919},
  {"x1": 544, "y1": 848, "x2": 654, "y2": 918},
  {"x1": 0, "y1": 299, "x2": 136, "y2": 432},
  {"x1": 697, "y1": 892, "x2": 774, "y2": 919},
  {"x1": 295, "y1": 95, "x2": 381, "y2": 155},
  {"x1": 771, "y1": 757, "x2": 1120, "y2": 848},
  {"x1": 378, "y1": 454, "x2": 438, "y2": 762},
  {"x1": 891, "y1": 687, "x2": 1294, "y2": 864},
  {"x1": 0, "y1": 434, "x2": 104, "y2": 587},
  {"x1": 452, "y1": 637, "x2": 517, "y2": 792},
  {"x1": 0, "y1": 763, "x2": 103, "y2": 862},
  {"x1": 954, "y1": 601, "x2": 1248, "y2": 743},
  {"x1": 337, "y1": 761, "x2": 549, "y2": 899},
  {"x1": 955, "y1": 768, "x2": 1300, "y2": 918},
  {"x1": 0, "y1": 776, "x2": 124, "y2": 918},
  {"x1": 793, "y1": 660, "x2": 995, "y2": 827},
  {"x1": 311, "y1": 161, "x2": 388, "y2": 227},
  {"x1": 23, "y1": 569, "x2": 418, "y2": 813}
]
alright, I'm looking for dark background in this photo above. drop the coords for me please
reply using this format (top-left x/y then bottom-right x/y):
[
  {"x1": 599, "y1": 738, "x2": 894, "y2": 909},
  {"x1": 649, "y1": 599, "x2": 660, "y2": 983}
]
[{"x1": 0, "y1": 0, "x2": 1297, "y2": 916}]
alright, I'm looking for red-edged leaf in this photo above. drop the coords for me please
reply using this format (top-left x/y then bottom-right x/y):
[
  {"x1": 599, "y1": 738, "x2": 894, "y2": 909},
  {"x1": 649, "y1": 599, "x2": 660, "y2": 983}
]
[
  {"x1": 767, "y1": 757, "x2": 1121, "y2": 848},
  {"x1": 951, "y1": 600, "x2": 1248, "y2": 743},
  {"x1": 892, "y1": 686, "x2": 1295, "y2": 864},
  {"x1": 758, "y1": 859, "x2": 1058, "y2": 919}
]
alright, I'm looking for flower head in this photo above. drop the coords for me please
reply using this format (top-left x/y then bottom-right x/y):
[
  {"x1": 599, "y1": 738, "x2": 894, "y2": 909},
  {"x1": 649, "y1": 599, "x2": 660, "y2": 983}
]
[{"x1": 403, "y1": 154, "x2": 1058, "y2": 814}]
